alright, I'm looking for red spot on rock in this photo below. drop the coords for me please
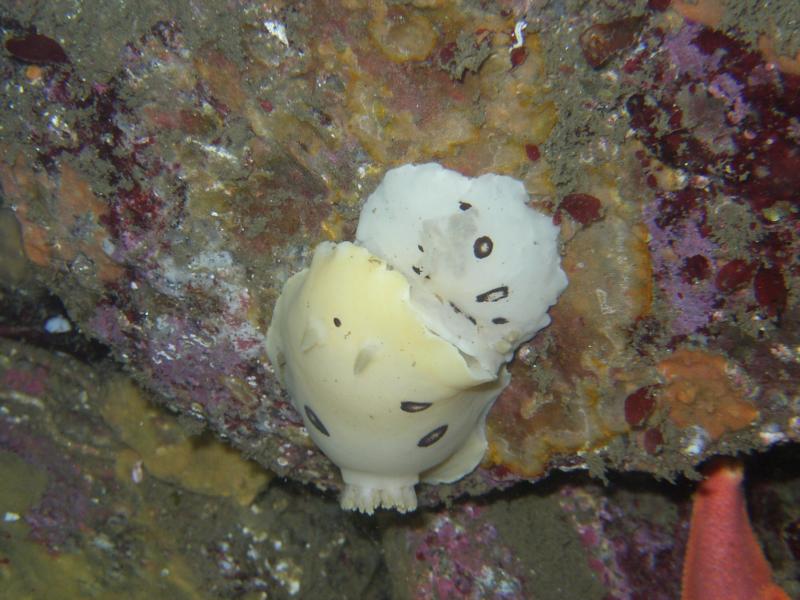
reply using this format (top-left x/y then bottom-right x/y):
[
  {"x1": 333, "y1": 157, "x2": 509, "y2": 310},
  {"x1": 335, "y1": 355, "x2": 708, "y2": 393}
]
[
  {"x1": 487, "y1": 464, "x2": 520, "y2": 483},
  {"x1": 560, "y1": 193, "x2": 603, "y2": 226},
  {"x1": 510, "y1": 46, "x2": 527, "y2": 68},
  {"x1": 654, "y1": 189, "x2": 701, "y2": 228},
  {"x1": 260, "y1": 99, "x2": 274, "y2": 113},
  {"x1": 627, "y1": 93, "x2": 658, "y2": 134},
  {"x1": 667, "y1": 109, "x2": 683, "y2": 130},
  {"x1": 101, "y1": 184, "x2": 165, "y2": 236},
  {"x1": 524, "y1": 144, "x2": 540, "y2": 162},
  {"x1": 647, "y1": 0, "x2": 671, "y2": 11},
  {"x1": 754, "y1": 266, "x2": 787, "y2": 317},
  {"x1": 715, "y1": 260, "x2": 754, "y2": 293},
  {"x1": 5, "y1": 33, "x2": 68, "y2": 64},
  {"x1": 625, "y1": 385, "x2": 657, "y2": 427},
  {"x1": 754, "y1": 230, "x2": 791, "y2": 264},
  {"x1": 438, "y1": 41, "x2": 456, "y2": 65},
  {"x1": 682, "y1": 254, "x2": 710, "y2": 283},
  {"x1": 579, "y1": 16, "x2": 645, "y2": 69},
  {"x1": 643, "y1": 427, "x2": 664, "y2": 454}
]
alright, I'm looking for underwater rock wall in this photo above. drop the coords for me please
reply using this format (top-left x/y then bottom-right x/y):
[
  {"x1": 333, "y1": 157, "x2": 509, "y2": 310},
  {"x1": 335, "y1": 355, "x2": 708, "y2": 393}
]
[{"x1": 1, "y1": 0, "x2": 798, "y2": 505}]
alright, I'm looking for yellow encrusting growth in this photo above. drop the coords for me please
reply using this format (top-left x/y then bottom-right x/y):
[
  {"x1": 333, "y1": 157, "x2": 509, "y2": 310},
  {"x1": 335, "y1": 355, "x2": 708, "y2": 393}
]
[{"x1": 101, "y1": 377, "x2": 272, "y2": 505}]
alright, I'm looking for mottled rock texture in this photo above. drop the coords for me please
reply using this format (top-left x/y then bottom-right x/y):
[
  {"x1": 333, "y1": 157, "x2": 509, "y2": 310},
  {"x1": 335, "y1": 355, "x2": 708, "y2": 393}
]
[{"x1": 1, "y1": 0, "x2": 798, "y2": 506}]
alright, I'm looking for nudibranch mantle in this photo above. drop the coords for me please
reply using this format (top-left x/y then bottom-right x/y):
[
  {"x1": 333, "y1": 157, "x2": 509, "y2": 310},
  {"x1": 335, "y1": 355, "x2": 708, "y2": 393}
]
[{"x1": 266, "y1": 163, "x2": 567, "y2": 514}]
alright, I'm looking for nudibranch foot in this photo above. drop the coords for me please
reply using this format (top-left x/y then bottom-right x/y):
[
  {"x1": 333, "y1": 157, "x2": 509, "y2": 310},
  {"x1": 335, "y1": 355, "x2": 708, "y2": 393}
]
[{"x1": 340, "y1": 471, "x2": 418, "y2": 515}]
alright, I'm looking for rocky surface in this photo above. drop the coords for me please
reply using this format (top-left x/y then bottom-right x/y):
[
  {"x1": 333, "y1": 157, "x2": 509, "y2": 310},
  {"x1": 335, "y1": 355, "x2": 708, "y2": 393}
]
[{"x1": 1, "y1": 0, "x2": 798, "y2": 510}]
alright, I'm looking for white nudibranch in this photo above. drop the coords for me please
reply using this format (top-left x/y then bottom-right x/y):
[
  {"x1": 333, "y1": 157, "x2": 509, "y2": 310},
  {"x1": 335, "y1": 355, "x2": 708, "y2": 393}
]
[{"x1": 266, "y1": 163, "x2": 567, "y2": 514}]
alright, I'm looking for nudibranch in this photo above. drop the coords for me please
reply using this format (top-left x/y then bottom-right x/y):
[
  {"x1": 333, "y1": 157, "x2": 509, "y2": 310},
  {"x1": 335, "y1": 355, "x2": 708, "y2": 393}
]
[{"x1": 266, "y1": 163, "x2": 567, "y2": 514}]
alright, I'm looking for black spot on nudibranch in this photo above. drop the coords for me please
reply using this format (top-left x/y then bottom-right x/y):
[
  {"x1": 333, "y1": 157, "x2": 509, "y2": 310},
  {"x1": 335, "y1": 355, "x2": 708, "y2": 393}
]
[
  {"x1": 418, "y1": 425, "x2": 448, "y2": 447},
  {"x1": 304, "y1": 406, "x2": 330, "y2": 436},
  {"x1": 450, "y1": 302, "x2": 478, "y2": 325},
  {"x1": 458, "y1": 201, "x2": 472, "y2": 211},
  {"x1": 418, "y1": 244, "x2": 424, "y2": 252},
  {"x1": 473, "y1": 236, "x2": 493, "y2": 259},
  {"x1": 401, "y1": 401, "x2": 432, "y2": 413},
  {"x1": 412, "y1": 266, "x2": 422, "y2": 275},
  {"x1": 333, "y1": 317, "x2": 342, "y2": 327},
  {"x1": 476, "y1": 286, "x2": 509, "y2": 303},
  {"x1": 492, "y1": 317, "x2": 509, "y2": 324}
]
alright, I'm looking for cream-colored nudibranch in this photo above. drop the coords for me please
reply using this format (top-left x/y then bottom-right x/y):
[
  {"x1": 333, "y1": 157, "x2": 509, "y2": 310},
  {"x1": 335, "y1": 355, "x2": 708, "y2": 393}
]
[{"x1": 266, "y1": 163, "x2": 567, "y2": 514}]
